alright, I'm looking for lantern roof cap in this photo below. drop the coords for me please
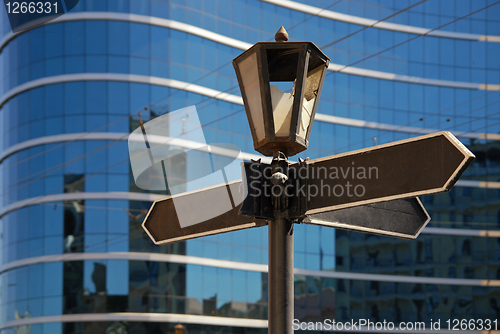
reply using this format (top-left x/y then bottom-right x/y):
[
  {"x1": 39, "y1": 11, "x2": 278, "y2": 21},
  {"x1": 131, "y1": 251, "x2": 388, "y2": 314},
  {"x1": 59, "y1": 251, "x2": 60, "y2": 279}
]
[{"x1": 233, "y1": 41, "x2": 330, "y2": 65}]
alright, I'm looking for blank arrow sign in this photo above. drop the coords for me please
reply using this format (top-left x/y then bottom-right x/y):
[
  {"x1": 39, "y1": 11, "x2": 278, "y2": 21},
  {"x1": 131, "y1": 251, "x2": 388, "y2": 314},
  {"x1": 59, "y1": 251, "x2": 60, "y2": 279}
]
[
  {"x1": 304, "y1": 197, "x2": 430, "y2": 239},
  {"x1": 143, "y1": 180, "x2": 267, "y2": 244},
  {"x1": 300, "y1": 131, "x2": 474, "y2": 215}
]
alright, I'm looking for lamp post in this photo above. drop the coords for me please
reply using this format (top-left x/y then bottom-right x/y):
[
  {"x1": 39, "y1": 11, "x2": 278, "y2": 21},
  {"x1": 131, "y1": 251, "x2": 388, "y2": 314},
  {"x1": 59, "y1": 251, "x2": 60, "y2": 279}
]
[{"x1": 233, "y1": 27, "x2": 330, "y2": 334}]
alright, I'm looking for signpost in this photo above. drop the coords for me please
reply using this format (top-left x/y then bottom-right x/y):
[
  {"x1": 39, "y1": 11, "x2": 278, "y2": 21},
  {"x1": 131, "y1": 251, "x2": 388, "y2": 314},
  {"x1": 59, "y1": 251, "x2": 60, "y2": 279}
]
[
  {"x1": 142, "y1": 182, "x2": 430, "y2": 243},
  {"x1": 143, "y1": 131, "x2": 473, "y2": 242},
  {"x1": 139, "y1": 27, "x2": 476, "y2": 334},
  {"x1": 141, "y1": 130, "x2": 474, "y2": 333}
]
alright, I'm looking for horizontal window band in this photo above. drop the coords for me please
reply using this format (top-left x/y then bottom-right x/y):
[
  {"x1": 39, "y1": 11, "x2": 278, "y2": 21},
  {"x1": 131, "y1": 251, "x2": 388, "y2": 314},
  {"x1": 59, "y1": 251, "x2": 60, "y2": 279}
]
[
  {"x1": 0, "y1": 13, "x2": 497, "y2": 95},
  {"x1": 0, "y1": 189, "x2": 498, "y2": 235},
  {"x1": 0, "y1": 312, "x2": 268, "y2": 331},
  {"x1": 0, "y1": 130, "x2": 267, "y2": 166},
  {"x1": 1, "y1": 252, "x2": 499, "y2": 287},
  {"x1": 327, "y1": 64, "x2": 491, "y2": 90},
  {"x1": 0, "y1": 191, "x2": 165, "y2": 218},
  {"x1": 456, "y1": 180, "x2": 500, "y2": 189},
  {"x1": 0, "y1": 73, "x2": 243, "y2": 109},
  {"x1": 0, "y1": 74, "x2": 498, "y2": 160},
  {"x1": 0, "y1": 12, "x2": 250, "y2": 53},
  {"x1": 313, "y1": 114, "x2": 500, "y2": 141},
  {"x1": 0, "y1": 133, "x2": 497, "y2": 219},
  {"x1": 423, "y1": 227, "x2": 500, "y2": 237},
  {"x1": 262, "y1": 0, "x2": 500, "y2": 42},
  {"x1": 0, "y1": 312, "x2": 491, "y2": 333}
]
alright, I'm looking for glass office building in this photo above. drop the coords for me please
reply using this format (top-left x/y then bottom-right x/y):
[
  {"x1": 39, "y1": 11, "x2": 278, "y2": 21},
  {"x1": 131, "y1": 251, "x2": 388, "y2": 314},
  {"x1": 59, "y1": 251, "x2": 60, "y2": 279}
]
[{"x1": 0, "y1": 0, "x2": 499, "y2": 333}]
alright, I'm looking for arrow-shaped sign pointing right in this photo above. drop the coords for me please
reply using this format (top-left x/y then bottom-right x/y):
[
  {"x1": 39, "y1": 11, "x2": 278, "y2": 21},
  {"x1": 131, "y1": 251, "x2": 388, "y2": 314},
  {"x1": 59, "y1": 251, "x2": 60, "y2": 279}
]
[
  {"x1": 304, "y1": 197, "x2": 430, "y2": 239},
  {"x1": 300, "y1": 131, "x2": 475, "y2": 215}
]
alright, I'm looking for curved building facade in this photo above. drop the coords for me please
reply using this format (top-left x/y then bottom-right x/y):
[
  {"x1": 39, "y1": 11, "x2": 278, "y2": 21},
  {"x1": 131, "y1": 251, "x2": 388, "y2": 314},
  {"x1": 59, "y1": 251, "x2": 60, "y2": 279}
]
[{"x1": 0, "y1": 0, "x2": 499, "y2": 333}]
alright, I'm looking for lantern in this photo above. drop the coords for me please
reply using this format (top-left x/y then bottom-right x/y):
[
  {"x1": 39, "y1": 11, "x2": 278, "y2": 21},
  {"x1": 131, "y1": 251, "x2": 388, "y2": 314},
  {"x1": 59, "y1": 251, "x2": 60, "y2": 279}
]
[{"x1": 233, "y1": 27, "x2": 330, "y2": 157}]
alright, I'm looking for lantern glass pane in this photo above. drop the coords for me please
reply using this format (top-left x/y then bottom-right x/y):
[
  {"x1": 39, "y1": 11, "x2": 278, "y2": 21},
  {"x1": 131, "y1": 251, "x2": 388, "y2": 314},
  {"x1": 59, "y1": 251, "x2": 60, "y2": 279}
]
[
  {"x1": 237, "y1": 52, "x2": 265, "y2": 142},
  {"x1": 299, "y1": 62, "x2": 323, "y2": 138},
  {"x1": 270, "y1": 82, "x2": 294, "y2": 137}
]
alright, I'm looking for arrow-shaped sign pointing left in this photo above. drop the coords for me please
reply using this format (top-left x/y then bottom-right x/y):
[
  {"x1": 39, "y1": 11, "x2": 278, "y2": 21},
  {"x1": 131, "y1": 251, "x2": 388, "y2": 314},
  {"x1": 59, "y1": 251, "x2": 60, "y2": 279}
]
[{"x1": 142, "y1": 180, "x2": 267, "y2": 244}]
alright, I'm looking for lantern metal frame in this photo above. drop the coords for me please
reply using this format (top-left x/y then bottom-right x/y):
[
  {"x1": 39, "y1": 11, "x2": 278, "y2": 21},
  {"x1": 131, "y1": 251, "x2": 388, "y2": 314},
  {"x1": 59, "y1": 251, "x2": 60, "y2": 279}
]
[{"x1": 233, "y1": 41, "x2": 330, "y2": 157}]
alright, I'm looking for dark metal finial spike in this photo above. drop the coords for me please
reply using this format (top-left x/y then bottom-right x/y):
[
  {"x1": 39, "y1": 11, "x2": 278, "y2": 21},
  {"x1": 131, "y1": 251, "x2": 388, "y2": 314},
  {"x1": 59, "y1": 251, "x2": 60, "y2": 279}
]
[{"x1": 275, "y1": 26, "x2": 289, "y2": 42}]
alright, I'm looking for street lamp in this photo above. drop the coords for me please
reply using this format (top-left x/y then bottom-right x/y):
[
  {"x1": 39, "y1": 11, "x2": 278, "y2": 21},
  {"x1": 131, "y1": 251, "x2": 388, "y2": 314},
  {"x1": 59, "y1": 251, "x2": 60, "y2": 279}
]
[
  {"x1": 174, "y1": 323, "x2": 185, "y2": 334},
  {"x1": 141, "y1": 25, "x2": 474, "y2": 334},
  {"x1": 233, "y1": 27, "x2": 330, "y2": 157},
  {"x1": 233, "y1": 27, "x2": 330, "y2": 334}
]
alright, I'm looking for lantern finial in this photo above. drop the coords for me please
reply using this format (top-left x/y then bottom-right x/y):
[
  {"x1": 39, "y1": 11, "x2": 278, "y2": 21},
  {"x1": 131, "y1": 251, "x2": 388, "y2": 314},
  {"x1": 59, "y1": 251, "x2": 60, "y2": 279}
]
[{"x1": 275, "y1": 26, "x2": 289, "y2": 42}]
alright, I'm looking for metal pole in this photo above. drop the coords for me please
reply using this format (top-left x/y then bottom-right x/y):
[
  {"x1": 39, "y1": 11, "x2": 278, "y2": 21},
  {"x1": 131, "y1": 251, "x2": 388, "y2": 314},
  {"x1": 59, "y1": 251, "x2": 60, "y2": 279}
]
[
  {"x1": 268, "y1": 152, "x2": 294, "y2": 334},
  {"x1": 268, "y1": 214, "x2": 294, "y2": 334}
]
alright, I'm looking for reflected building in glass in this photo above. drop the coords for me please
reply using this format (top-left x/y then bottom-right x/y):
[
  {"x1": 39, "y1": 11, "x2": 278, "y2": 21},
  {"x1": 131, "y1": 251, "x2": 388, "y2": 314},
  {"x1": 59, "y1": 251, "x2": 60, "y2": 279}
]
[{"x1": 0, "y1": 0, "x2": 499, "y2": 333}]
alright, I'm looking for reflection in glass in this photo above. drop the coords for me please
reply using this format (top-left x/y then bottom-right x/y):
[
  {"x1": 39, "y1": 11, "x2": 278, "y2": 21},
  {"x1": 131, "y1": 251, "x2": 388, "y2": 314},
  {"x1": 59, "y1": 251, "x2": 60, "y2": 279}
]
[{"x1": 63, "y1": 174, "x2": 84, "y2": 253}]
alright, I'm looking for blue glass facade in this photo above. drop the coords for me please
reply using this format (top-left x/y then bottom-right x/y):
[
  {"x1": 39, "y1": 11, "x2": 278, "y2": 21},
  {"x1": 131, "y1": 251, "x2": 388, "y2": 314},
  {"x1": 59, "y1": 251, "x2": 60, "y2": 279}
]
[{"x1": 0, "y1": 0, "x2": 499, "y2": 333}]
